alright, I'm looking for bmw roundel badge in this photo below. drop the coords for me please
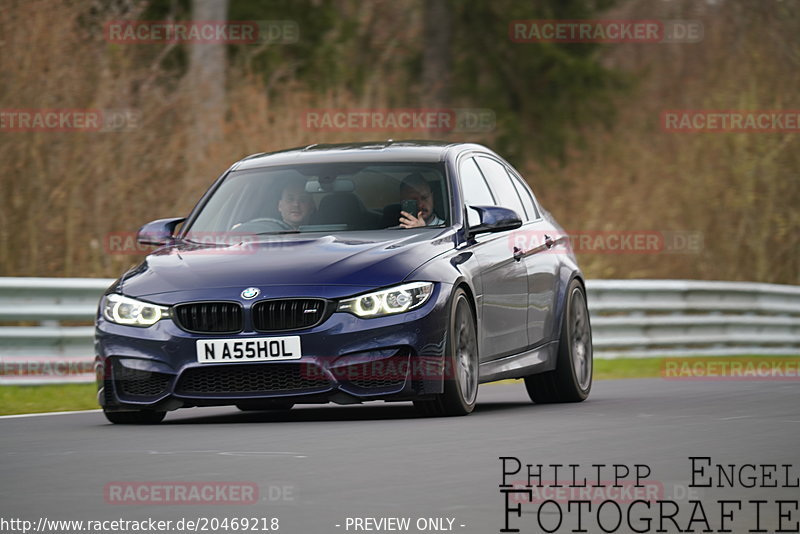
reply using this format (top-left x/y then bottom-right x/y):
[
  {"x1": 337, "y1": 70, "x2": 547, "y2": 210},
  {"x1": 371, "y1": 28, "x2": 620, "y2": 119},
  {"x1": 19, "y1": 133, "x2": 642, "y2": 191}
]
[{"x1": 241, "y1": 287, "x2": 260, "y2": 300}]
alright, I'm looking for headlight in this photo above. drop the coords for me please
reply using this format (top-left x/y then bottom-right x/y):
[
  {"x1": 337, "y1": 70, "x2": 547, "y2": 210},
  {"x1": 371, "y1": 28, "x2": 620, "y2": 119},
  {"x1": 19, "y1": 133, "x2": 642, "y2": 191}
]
[
  {"x1": 102, "y1": 293, "x2": 169, "y2": 327},
  {"x1": 337, "y1": 282, "x2": 434, "y2": 318}
]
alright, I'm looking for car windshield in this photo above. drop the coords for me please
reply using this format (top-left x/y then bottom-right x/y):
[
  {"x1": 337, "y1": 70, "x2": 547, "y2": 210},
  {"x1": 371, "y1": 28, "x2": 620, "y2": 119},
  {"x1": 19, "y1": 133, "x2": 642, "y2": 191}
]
[{"x1": 185, "y1": 162, "x2": 449, "y2": 236}]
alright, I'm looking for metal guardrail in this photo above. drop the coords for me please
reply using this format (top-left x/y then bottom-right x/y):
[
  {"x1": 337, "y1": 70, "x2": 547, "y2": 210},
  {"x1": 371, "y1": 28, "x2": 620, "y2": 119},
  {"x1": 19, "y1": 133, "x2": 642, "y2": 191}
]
[
  {"x1": 0, "y1": 277, "x2": 112, "y2": 385},
  {"x1": 1, "y1": 277, "x2": 799, "y2": 384},
  {"x1": 587, "y1": 280, "x2": 800, "y2": 358}
]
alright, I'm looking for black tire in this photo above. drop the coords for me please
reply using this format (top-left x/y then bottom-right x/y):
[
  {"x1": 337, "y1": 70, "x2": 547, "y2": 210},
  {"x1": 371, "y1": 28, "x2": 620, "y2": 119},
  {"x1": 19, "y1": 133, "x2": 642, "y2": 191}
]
[
  {"x1": 414, "y1": 288, "x2": 479, "y2": 417},
  {"x1": 525, "y1": 279, "x2": 592, "y2": 403},
  {"x1": 104, "y1": 410, "x2": 166, "y2": 425},
  {"x1": 236, "y1": 402, "x2": 294, "y2": 412}
]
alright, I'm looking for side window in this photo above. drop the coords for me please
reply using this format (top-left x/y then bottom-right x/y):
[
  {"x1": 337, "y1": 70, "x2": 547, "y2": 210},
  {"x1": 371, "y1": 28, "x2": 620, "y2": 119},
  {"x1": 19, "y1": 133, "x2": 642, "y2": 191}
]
[
  {"x1": 508, "y1": 169, "x2": 539, "y2": 220},
  {"x1": 475, "y1": 157, "x2": 526, "y2": 221},
  {"x1": 458, "y1": 157, "x2": 495, "y2": 227}
]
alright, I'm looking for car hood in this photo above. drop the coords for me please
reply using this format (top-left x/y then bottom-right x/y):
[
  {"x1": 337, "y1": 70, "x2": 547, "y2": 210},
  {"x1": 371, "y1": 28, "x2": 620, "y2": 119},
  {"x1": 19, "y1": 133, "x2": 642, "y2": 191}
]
[{"x1": 118, "y1": 229, "x2": 455, "y2": 299}]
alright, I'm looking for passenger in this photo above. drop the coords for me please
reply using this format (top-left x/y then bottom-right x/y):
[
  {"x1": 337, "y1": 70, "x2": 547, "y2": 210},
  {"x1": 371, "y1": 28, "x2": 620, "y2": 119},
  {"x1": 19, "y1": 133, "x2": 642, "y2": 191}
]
[{"x1": 398, "y1": 173, "x2": 444, "y2": 228}]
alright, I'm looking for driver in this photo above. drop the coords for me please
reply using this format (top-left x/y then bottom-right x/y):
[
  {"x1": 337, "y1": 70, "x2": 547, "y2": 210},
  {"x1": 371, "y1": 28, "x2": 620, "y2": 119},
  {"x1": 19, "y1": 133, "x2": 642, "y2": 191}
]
[{"x1": 277, "y1": 180, "x2": 315, "y2": 229}]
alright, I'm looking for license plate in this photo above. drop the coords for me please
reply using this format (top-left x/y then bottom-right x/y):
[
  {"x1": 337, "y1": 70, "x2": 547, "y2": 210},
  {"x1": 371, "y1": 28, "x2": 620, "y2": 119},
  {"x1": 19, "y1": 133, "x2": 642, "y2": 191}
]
[{"x1": 196, "y1": 336, "x2": 302, "y2": 363}]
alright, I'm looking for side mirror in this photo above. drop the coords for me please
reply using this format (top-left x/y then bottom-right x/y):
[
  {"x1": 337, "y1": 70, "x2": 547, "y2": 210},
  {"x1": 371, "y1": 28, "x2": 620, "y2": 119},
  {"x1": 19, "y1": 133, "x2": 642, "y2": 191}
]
[
  {"x1": 468, "y1": 205, "x2": 522, "y2": 235},
  {"x1": 137, "y1": 217, "x2": 185, "y2": 246}
]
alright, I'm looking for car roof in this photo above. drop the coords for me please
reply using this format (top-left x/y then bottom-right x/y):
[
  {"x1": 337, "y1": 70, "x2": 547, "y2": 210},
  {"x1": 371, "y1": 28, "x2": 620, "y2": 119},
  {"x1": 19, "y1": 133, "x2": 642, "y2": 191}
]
[{"x1": 232, "y1": 141, "x2": 491, "y2": 171}]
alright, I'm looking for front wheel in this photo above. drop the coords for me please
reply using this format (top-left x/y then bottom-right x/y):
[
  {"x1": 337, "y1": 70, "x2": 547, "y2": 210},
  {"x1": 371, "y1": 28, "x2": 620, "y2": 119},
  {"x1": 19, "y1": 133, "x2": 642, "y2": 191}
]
[
  {"x1": 104, "y1": 409, "x2": 166, "y2": 425},
  {"x1": 414, "y1": 288, "x2": 478, "y2": 417},
  {"x1": 525, "y1": 279, "x2": 592, "y2": 403}
]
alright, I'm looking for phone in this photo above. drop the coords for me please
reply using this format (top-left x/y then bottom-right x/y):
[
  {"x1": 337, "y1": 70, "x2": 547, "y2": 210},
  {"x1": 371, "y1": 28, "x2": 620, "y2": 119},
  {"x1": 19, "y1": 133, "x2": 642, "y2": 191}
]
[{"x1": 400, "y1": 199, "x2": 419, "y2": 217}]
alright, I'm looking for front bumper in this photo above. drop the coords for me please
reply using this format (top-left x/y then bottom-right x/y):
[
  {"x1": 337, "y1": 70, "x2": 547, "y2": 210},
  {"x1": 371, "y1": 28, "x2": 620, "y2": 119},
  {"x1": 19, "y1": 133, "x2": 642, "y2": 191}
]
[{"x1": 95, "y1": 285, "x2": 451, "y2": 412}]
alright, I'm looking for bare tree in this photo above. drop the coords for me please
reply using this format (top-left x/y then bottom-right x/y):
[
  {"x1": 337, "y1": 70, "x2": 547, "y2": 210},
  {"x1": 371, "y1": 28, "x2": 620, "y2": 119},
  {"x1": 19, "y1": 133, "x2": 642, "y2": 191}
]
[
  {"x1": 422, "y1": 0, "x2": 451, "y2": 108},
  {"x1": 186, "y1": 0, "x2": 229, "y2": 172}
]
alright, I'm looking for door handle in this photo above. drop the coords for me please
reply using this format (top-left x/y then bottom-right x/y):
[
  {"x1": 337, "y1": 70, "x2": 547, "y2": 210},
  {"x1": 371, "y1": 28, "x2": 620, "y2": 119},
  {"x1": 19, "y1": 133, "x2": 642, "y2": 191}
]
[
  {"x1": 513, "y1": 246, "x2": 523, "y2": 261},
  {"x1": 544, "y1": 234, "x2": 554, "y2": 249}
]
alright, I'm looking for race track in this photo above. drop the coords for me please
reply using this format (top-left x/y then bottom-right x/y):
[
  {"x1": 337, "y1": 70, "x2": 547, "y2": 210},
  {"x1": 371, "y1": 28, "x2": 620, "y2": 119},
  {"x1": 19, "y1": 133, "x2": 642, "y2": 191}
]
[{"x1": 1, "y1": 379, "x2": 798, "y2": 534}]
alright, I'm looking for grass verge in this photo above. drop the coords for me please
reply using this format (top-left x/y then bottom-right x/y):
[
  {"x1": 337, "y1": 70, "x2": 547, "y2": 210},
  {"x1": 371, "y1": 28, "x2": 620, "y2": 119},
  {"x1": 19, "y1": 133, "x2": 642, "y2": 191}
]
[
  {"x1": 0, "y1": 383, "x2": 98, "y2": 416},
  {"x1": 593, "y1": 357, "x2": 664, "y2": 380}
]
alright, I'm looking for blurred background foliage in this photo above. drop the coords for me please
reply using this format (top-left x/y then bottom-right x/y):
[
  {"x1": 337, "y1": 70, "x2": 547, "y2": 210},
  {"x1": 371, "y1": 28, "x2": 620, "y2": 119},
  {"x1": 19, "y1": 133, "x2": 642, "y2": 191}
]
[{"x1": 0, "y1": 0, "x2": 797, "y2": 283}]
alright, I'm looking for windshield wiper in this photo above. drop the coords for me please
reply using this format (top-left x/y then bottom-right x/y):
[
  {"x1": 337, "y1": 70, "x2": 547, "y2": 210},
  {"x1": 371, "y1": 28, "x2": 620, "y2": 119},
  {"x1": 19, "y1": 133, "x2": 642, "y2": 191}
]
[{"x1": 254, "y1": 230, "x2": 301, "y2": 235}]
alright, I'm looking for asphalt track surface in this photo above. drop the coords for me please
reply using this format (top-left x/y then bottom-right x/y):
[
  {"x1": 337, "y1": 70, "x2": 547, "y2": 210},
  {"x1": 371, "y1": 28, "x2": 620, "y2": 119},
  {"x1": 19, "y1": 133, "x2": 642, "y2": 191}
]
[{"x1": 1, "y1": 379, "x2": 798, "y2": 534}]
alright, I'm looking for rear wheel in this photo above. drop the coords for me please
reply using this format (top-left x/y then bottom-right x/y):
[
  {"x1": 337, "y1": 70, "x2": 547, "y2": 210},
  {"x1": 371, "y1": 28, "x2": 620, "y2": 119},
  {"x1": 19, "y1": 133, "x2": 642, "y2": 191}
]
[
  {"x1": 525, "y1": 279, "x2": 592, "y2": 403},
  {"x1": 414, "y1": 288, "x2": 478, "y2": 416},
  {"x1": 103, "y1": 409, "x2": 166, "y2": 425}
]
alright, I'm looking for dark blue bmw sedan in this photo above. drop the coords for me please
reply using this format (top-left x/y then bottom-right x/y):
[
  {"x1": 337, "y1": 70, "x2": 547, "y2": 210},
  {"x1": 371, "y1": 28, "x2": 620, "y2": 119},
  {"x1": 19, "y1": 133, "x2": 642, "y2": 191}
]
[{"x1": 96, "y1": 141, "x2": 592, "y2": 423}]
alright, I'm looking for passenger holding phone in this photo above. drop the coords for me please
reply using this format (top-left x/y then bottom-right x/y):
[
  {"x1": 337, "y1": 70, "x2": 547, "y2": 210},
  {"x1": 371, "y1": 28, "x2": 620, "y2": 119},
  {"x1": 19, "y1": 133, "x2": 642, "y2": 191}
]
[{"x1": 398, "y1": 173, "x2": 444, "y2": 228}]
